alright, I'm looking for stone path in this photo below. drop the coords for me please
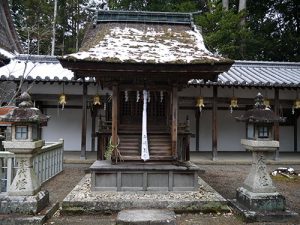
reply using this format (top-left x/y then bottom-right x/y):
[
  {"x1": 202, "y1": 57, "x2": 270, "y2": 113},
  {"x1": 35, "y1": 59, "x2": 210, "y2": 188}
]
[{"x1": 117, "y1": 209, "x2": 176, "y2": 225}]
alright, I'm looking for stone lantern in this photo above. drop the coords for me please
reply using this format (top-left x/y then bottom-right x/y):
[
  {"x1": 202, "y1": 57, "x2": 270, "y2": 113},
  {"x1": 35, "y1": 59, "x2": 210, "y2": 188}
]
[
  {"x1": 232, "y1": 93, "x2": 296, "y2": 221},
  {"x1": 0, "y1": 92, "x2": 49, "y2": 197}
]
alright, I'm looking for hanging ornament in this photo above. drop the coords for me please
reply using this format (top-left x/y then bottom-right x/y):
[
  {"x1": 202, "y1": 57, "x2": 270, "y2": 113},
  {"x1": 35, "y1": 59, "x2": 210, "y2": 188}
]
[
  {"x1": 292, "y1": 99, "x2": 300, "y2": 115},
  {"x1": 59, "y1": 83, "x2": 67, "y2": 110},
  {"x1": 229, "y1": 97, "x2": 238, "y2": 113},
  {"x1": 125, "y1": 90, "x2": 129, "y2": 102},
  {"x1": 160, "y1": 91, "x2": 164, "y2": 103},
  {"x1": 229, "y1": 88, "x2": 238, "y2": 113},
  {"x1": 136, "y1": 90, "x2": 140, "y2": 102},
  {"x1": 147, "y1": 91, "x2": 151, "y2": 102},
  {"x1": 263, "y1": 99, "x2": 270, "y2": 108},
  {"x1": 93, "y1": 83, "x2": 101, "y2": 106},
  {"x1": 196, "y1": 97, "x2": 205, "y2": 112},
  {"x1": 58, "y1": 94, "x2": 67, "y2": 110},
  {"x1": 93, "y1": 95, "x2": 101, "y2": 105},
  {"x1": 294, "y1": 99, "x2": 300, "y2": 109}
]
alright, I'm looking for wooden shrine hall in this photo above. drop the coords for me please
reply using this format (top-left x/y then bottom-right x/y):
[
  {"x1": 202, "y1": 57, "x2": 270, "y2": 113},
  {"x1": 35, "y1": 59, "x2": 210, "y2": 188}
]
[{"x1": 59, "y1": 10, "x2": 233, "y2": 191}]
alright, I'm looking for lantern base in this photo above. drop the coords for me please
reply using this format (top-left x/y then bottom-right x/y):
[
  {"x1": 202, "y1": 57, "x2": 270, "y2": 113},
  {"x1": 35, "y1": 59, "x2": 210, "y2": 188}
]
[
  {"x1": 0, "y1": 190, "x2": 49, "y2": 215},
  {"x1": 230, "y1": 188, "x2": 298, "y2": 222}
]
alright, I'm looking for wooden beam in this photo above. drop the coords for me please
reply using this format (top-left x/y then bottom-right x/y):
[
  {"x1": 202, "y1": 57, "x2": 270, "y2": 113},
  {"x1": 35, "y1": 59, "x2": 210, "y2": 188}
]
[
  {"x1": 195, "y1": 109, "x2": 200, "y2": 151},
  {"x1": 112, "y1": 84, "x2": 118, "y2": 160},
  {"x1": 212, "y1": 86, "x2": 218, "y2": 161},
  {"x1": 171, "y1": 84, "x2": 178, "y2": 160},
  {"x1": 274, "y1": 88, "x2": 279, "y2": 160},
  {"x1": 80, "y1": 82, "x2": 87, "y2": 159}
]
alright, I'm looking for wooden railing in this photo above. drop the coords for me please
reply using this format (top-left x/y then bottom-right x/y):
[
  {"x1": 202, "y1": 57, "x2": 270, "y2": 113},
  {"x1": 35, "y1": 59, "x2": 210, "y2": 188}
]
[{"x1": 0, "y1": 139, "x2": 64, "y2": 193}]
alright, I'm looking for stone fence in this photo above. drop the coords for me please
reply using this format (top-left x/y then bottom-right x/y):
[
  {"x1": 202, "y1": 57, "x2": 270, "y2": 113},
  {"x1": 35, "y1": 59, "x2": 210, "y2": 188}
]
[{"x1": 0, "y1": 139, "x2": 64, "y2": 193}]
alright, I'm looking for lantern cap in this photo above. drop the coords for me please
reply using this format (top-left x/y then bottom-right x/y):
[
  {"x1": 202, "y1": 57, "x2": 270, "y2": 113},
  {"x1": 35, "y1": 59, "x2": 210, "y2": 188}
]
[
  {"x1": 236, "y1": 93, "x2": 285, "y2": 124},
  {"x1": 0, "y1": 92, "x2": 49, "y2": 126}
]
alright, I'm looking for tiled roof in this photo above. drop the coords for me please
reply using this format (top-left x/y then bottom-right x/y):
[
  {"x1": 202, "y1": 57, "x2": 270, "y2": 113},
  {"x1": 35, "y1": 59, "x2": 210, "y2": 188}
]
[
  {"x1": 0, "y1": 55, "x2": 299, "y2": 88},
  {"x1": 189, "y1": 61, "x2": 300, "y2": 88}
]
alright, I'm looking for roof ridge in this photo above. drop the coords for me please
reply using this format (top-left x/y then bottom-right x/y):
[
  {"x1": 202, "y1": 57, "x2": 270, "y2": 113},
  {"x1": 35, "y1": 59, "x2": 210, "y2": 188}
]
[
  {"x1": 14, "y1": 54, "x2": 59, "y2": 63},
  {"x1": 234, "y1": 60, "x2": 300, "y2": 68},
  {"x1": 95, "y1": 10, "x2": 193, "y2": 25}
]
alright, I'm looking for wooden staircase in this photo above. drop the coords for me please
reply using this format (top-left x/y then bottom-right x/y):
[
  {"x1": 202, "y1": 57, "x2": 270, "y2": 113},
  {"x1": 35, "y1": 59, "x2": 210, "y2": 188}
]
[{"x1": 118, "y1": 134, "x2": 172, "y2": 161}]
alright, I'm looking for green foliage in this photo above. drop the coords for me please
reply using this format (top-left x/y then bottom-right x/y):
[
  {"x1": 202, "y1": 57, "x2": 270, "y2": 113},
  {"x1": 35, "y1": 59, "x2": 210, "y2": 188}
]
[
  {"x1": 109, "y1": 0, "x2": 204, "y2": 12},
  {"x1": 247, "y1": 0, "x2": 300, "y2": 61},
  {"x1": 195, "y1": 3, "x2": 255, "y2": 59},
  {"x1": 10, "y1": 0, "x2": 299, "y2": 61}
]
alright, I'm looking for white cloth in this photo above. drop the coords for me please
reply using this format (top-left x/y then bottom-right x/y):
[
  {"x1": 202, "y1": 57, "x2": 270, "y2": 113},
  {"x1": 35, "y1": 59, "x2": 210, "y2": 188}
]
[{"x1": 141, "y1": 90, "x2": 150, "y2": 161}]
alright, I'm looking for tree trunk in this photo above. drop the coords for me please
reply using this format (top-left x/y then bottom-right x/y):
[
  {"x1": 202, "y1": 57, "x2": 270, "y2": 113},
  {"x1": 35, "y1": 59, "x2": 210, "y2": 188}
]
[{"x1": 222, "y1": 0, "x2": 229, "y2": 10}]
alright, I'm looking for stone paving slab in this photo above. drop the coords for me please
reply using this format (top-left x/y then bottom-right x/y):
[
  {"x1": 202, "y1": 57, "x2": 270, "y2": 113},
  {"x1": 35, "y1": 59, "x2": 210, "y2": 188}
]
[
  {"x1": 117, "y1": 209, "x2": 176, "y2": 225},
  {"x1": 62, "y1": 174, "x2": 229, "y2": 214},
  {"x1": 0, "y1": 202, "x2": 59, "y2": 225}
]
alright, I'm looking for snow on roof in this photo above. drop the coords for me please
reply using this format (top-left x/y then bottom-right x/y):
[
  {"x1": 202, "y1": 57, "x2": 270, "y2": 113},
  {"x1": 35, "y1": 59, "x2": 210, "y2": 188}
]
[
  {"x1": 0, "y1": 54, "x2": 75, "y2": 81},
  {"x1": 0, "y1": 47, "x2": 15, "y2": 59},
  {"x1": 64, "y1": 23, "x2": 223, "y2": 64}
]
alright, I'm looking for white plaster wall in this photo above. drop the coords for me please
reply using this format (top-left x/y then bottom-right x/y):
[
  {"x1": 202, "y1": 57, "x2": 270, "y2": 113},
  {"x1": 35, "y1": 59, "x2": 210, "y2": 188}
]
[
  {"x1": 198, "y1": 110, "x2": 212, "y2": 151},
  {"x1": 279, "y1": 126, "x2": 294, "y2": 152},
  {"x1": 42, "y1": 108, "x2": 93, "y2": 151},
  {"x1": 218, "y1": 110, "x2": 245, "y2": 151}
]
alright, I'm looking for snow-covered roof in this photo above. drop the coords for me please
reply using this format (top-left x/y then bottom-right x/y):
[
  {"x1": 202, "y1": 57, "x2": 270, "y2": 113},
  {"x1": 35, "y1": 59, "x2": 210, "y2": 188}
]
[
  {"x1": 0, "y1": 54, "x2": 80, "y2": 82},
  {"x1": 0, "y1": 48, "x2": 15, "y2": 59},
  {"x1": 63, "y1": 10, "x2": 226, "y2": 64},
  {"x1": 65, "y1": 23, "x2": 222, "y2": 64}
]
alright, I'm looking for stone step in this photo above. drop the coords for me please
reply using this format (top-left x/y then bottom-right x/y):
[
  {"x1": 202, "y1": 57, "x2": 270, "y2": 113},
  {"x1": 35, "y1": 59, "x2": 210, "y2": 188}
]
[{"x1": 117, "y1": 209, "x2": 176, "y2": 225}]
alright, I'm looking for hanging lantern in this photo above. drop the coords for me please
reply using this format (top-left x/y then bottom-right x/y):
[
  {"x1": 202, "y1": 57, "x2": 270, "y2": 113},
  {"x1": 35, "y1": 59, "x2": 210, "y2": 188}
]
[
  {"x1": 294, "y1": 99, "x2": 300, "y2": 109},
  {"x1": 93, "y1": 95, "x2": 101, "y2": 106},
  {"x1": 147, "y1": 91, "x2": 151, "y2": 102},
  {"x1": 124, "y1": 90, "x2": 129, "y2": 102},
  {"x1": 196, "y1": 97, "x2": 205, "y2": 112},
  {"x1": 160, "y1": 91, "x2": 164, "y2": 103},
  {"x1": 263, "y1": 99, "x2": 270, "y2": 108},
  {"x1": 230, "y1": 97, "x2": 238, "y2": 113},
  {"x1": 136, "y1": 91, "x2": 140, "y2": 102},
  {"x1": 58, "y1": 94, "x2": 67, "y2": 110}
]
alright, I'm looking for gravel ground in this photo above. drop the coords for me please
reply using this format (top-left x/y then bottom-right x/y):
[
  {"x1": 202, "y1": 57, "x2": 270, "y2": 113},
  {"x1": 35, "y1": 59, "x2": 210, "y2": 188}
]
[{"x1": 42, "y1": 163, "x2": 300, "y2": 225}]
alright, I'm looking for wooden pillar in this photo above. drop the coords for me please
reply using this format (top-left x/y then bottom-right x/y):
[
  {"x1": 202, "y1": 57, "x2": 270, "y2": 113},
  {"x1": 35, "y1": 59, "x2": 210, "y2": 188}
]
[
  {"x1": 195, "y1": 109, "x2": 200, "y2": 151},
  {"x1": 112, "y1": 84, "x2": 118, "y2": 149},
  {"x1": 171, "y1": 84, "x2": 178, "y2": 160},
  {"x1": 91, "y1": 106, "x2": 97, "y2": 152},
  {"x1": 274, "y1": 88, "x2": 279, "y2": 160},
  {"x1": 212, "y1": 86, "x2": 218, "y2": 161},
  {"x1": 80, "y1": 82, "x2": 88, "y2": 160}
]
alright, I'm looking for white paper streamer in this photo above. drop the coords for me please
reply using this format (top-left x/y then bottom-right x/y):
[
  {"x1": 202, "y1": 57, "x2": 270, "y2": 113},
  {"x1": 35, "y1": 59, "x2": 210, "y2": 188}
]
[{"x1": 141, "y1": 90, "x2": 150, "y2": 161}]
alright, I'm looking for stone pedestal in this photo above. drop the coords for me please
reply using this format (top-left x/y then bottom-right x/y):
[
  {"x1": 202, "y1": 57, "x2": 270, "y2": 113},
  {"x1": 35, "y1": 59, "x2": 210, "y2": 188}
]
[
  {"x1": 3, "y1": 140, "x2": 44, "y2": 196},
  {"x1": 1, "y1": 140, "x2": 49, "y2": 215},
  {"x1": 90, "y1": 160, "x2": 200, "y2": 192},
  {"x1": 230, "y1": 139, "x2": 297, "y2": 222}
]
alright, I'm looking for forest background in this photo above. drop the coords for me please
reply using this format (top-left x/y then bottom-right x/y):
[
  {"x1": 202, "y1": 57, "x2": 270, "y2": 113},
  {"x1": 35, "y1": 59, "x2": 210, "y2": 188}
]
[{"x1": 9, "y1": 0, "x2": 299, "y2": 61}]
